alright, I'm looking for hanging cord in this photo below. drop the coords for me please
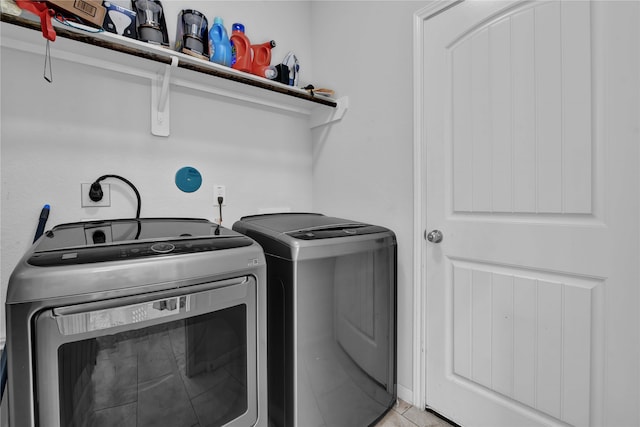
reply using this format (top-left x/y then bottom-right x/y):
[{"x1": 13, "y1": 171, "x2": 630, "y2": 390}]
[
  {"x1": 42, "y1": 13, "x2": 104, "y2": 83},
  {"x1": 43, "y1": 39, "x2": 53, "y2": 82}
]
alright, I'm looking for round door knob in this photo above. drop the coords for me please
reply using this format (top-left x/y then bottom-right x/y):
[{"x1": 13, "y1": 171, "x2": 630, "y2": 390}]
[{"x1": 426, "y1": 229, "x2": 443, "y2": 243}]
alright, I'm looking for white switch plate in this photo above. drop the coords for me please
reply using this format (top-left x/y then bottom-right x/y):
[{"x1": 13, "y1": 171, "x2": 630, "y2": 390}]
[{"x1": 81, "y1": 183, "x2": 111, "y2": 207}]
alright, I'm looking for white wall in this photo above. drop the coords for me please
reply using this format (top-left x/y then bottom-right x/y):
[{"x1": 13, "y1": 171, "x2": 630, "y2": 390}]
[
  {"x1": 0, "y1": 1, "x2": 314, "y2": 341},
  {"x1": 309, "y1": 1, "x2": 420, "y2": 401},
  {"x1": 1, "y1": 0, "x2": 423, "y2": 408}
]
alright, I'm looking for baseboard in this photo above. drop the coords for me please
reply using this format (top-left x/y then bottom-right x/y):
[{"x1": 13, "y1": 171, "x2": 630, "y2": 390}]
[{"x1": 397, "y1": 383, "x2": 413, "y2": 405}]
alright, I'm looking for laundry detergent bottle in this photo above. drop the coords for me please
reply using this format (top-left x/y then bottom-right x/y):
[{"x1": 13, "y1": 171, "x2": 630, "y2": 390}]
[
  {"x1": 251, "y1": 40, "x2": 276, "y2": 78},
  {"x1": 209, "y1": 17, "x2": 232, "y2": 67},
  {"x1": 230, "y1": 23, "x2": 251, "y2": 72}
]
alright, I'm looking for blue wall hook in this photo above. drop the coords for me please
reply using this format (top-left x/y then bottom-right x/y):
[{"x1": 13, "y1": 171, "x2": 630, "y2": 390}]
[{"x1": 175, "y1": 166, "x2": 202, "y2": 193}]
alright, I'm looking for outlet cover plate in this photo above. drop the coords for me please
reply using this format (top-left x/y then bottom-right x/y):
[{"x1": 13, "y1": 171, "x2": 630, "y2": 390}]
[
  {"x1": 214, "y1": 185, "x2": 226, "y2": 205},
  {"x1": 81, "y1": 183, "x2": 111, "y2": 207}
]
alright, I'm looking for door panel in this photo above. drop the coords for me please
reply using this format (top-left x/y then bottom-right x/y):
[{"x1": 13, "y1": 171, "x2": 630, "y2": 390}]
[
  {"x1": 451, "y1": 260, "x2": 597, "y2": 426},
  {"x1": 422, "y1": 1, "x2": 639, "y2": 426},
  {"x1": 449, "y1": 1, "x2": 592, "y2": 216}
]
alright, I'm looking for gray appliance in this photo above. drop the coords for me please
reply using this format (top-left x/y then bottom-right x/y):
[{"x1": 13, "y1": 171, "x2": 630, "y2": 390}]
[
  {"x1": 6, "y1": 218, "x2": 267, "y2": 427},
  {"x1": 233, "y1": 213, "x2": 396, "y2": 427}
]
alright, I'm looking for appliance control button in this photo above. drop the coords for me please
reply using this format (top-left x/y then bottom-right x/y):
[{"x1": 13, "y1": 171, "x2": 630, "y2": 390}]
[{"x1": 151, "y1": 242, "x2": 175, "y2": 253}]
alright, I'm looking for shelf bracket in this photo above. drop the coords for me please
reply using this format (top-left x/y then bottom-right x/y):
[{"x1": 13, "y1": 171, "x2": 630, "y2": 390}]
[
  {"x1": 309, "y1": 96, "x2": 349, "y2": 129},
  {"x1": 151, "y1": 55, "x2": 179, "y2": 136}
]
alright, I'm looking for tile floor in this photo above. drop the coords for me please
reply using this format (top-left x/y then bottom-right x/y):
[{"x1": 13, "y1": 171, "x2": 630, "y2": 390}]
[{"x1": 375, "y1": 400, "x2": 455, "y2": 427}]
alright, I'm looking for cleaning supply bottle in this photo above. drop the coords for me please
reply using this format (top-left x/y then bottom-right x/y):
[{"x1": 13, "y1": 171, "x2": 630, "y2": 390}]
[
  {"x1": 209, "y1": 17, "x2": 232, "y2": 67},
  {"x1": 251, "y1": 40, "x2": 276, "y2": 78},
  {"x1": 230, "y1": 23, "x2": 251, "y2": 72}
]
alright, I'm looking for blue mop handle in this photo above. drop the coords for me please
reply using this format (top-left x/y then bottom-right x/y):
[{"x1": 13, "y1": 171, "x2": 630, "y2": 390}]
[
  {"x1": 34, "y1": 204, "x2": 50, "y2": 243},
  {"x1": 0, "y1": 348, "x2": 6, "y2": 402}
]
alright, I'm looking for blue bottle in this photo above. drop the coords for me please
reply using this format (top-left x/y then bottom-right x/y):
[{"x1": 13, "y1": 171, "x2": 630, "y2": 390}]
[{"x1": 209, "y1": 17, "x2": 232, "y2": 67}]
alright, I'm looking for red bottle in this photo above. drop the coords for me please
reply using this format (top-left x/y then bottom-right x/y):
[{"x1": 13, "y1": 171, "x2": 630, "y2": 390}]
[
  {"x1": 251, "y1": 40, "x2": 276, "y2": 78},
  {"x1": 230, "y1": 23, "x2": 251, "y2": 72}
]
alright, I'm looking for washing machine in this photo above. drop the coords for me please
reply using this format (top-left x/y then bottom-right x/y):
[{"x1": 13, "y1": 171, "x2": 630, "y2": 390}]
[
  {"x1": 233, "y1": 213, "x2": 396, "y2": 427},
  {"x1": 5, "y1": 218, "x2": 268, "y2": 427}
]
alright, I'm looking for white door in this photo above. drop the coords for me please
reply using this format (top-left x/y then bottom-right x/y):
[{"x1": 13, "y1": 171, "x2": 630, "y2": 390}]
[{"x1": 420, "y1": 1, "x2": 639, "y2": 426}]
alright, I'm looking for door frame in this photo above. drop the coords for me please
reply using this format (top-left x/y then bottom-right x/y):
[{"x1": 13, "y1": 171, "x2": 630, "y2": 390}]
[{"x1": 412, "y1": 0, "x2": 463, "y2": 410}]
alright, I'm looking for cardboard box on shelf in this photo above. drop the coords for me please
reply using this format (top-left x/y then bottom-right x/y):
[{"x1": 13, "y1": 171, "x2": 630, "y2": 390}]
[{"x1": 47, "y1": 0, "x2": 106, "y2": 28}]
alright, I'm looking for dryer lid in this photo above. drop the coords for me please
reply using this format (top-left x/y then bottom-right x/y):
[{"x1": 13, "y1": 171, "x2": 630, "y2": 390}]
[
  {"x1": 235, "y1": 213, "x2": 388, "y2": 240},
  {"x1": 236, "y1": 213, "x2": 362, "y2": 232}
]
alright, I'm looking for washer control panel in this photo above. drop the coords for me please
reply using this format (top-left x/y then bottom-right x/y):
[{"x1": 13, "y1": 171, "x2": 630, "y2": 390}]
[{"x1": 28, "y1": 236, "x2": 253, "y2": 267}]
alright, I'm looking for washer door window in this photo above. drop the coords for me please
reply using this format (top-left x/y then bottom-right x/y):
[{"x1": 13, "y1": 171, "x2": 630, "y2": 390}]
[{"x1": 34, "y1": 277, "x2": 257, "y2": 427}]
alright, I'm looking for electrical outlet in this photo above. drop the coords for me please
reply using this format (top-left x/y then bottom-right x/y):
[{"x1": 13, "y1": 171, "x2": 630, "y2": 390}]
[
  {"x1": 84, "y1": 225, "x2": 113, "y2": 244},
  {"x1": 81, "y1": 183, "x2": 111, "y2": 207},
  {"x1": 214, "y1": 185, "x2": 226, "y2": 205}
]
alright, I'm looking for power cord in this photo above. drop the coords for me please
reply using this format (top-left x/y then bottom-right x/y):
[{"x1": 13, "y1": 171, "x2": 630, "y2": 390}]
[
  {"x1": 90, "y1": 174, "x2": 142, "y2": 239},
  {"x1": 215, "y1": 196, "x2": 224, "y2": 235},
  {"x1": 90, "y1": 174, "x2": 141, "y2": 218}
]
